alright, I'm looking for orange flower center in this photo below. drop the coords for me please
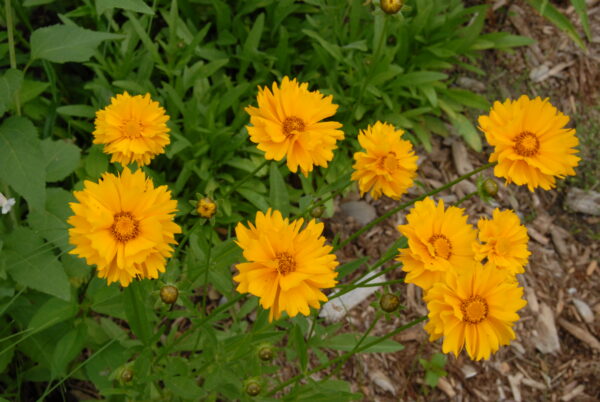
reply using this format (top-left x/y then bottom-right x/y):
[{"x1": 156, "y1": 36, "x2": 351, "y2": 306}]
[
  {"x1": 282, "y1": 116, "x2": 305, "y2": 137},
  {"x1": 378, "y1": 152, "x2": 398, "y2": 171},
  {"x1": 493, "y1": 238, "x2": 511, "y2": 256},
  {"x1": 429, "y1": 234, "x2": 452, "y2": 260},
  {"x1": 122, "y1": 119, "x2": 143, "y2": 138},
  {"x1": 513, "y1": 131, "x2": 540, "y2": 157},
  {"x1": 461, "y1": 295, "x2": 489, "y2": 324},
  {"x1": 276, "y1": 252, "x2": 296, "y2": 275},
  {"x1": 111, "y1": 212, "x2": 140, "y2": 242}
]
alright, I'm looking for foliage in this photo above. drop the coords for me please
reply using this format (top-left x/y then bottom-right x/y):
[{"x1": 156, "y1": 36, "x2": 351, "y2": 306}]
[
  {"x1": 0, "y1": 0, "x2": 531, "y2": 400},
  {"x1": 419, "y1": 353, "x2": 448, "y2": 388}
]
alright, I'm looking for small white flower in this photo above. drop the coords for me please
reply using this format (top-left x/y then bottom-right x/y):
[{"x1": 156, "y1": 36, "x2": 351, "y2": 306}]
[{"x1": 0, "y1": 192, "x2": 15, "y2": 214}]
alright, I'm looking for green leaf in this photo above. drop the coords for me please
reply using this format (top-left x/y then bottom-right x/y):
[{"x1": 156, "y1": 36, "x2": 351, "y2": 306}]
[
  {"x1": 51, "y1": 323, "x2": 86, "y2": 377},
  {"x1": 292, "y1": 324, "x2": 308, "y2": 372},
  {"x1": 164, "y1": 376, "x2": 205, "y2": 399},
  {"x1": 5, "y1": 227, "x2": 71, "y2": 300},
  {"x1": 237, "y1": 188, "x2": 269, "y2": 211},
  {"x1": 242, "y1": 13, "x2": 264, "y2": 56},
  {"x1": 28, "y1": 297, "x2": 77, "y2": 331},
  {"x1": 571, "y1": 0, "x2": 591, "y2": 40},
  {"x1": 28, "y1": 188, "x2": 74, "y2": 252},
  {"x1": 450, "y1": 114, "x2": 482, "y2": 152},
  {"x1": 477, "y1": 33, "x2": 535, "y2": 49},
  {"x1": 41, "y1": 138, "x2": 81, "y2": 182},
  {"x1": 30, "y1": 24, "x2": 123, "y2": 63},
  {"x1": 302, "y1": 29, "x2": 344, "y2": 62},
  {"x1": 444, "y1": 89, "x2": 489, "y2": 110},
  {"x1": 96, "y1": 0, "x2": 155, "y2": 15},
  {"x1": 526, "y1": 0, "x2": 585, "y2": 49},
  {"x1": 19, "y1": 80, "x2": 49, "y2": 105},
  {"x1": 322, "y1": 333, "x2": 404, "y2": 353},
  {"x1": 122, "y1": 280, "x2": 153, "y2": 345},
  {"x1": 0, "y1": 117, "x2": 46, "y2": 210},
  {"x1": 84, "y1": 145, "x2": 109, "y2": 179},
  {"x1": 56, "y1": 104, "x2": 96, "y2": 118},
  {"x1": 0, "y1": 69, "x2": 23, "y2": 118},
  {"x1": 394, "y1": 71, "x2": 448, "y2": 87},
  {"x1": 269, "y1": 163, "x2": 289, "y2": 216}
]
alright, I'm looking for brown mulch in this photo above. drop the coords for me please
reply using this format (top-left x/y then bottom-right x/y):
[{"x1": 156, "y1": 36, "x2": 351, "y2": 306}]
[{"x1": 317, "y1": 1, "x2": 600, "y2": 400}]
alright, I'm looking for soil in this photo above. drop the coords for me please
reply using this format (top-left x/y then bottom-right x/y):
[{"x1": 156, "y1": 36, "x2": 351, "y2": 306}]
[{"x1": 319, "y1": 1, "x2": 600, "y2": 400}]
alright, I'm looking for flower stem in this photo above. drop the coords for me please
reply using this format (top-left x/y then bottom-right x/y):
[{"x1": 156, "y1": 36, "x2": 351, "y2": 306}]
[
  {"x1": 267, "y1": 315, "x2": 427, "y2": 396},
  {"x1": 335, "y1": 162, "x2": 495, "y2": 251},
  {"x1": 455, "y1": 190, "x2": 477, "y2": 207},
  {"x1": 222, "y1": 159, "x2": 269, "y2": 198},
  {"x1": 4, "y1": 0, "x2": 20, "y2": 116}
]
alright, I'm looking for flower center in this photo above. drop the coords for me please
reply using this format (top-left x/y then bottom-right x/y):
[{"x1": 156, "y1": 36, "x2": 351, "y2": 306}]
[
  {"x1": 429, "y1": 234, "x2": 452, "y2": 260},
  {"x1": 461, "y1": 295, "x2": 489, "y2": 324},
  {"x1": 494, "y1": 238, "x2": 511, "y2": 256},
  {"x1": 513, "y1": 131, "x2": 540, "y2": 157},
  {"x1": 378, "y1": 152, "x2": 398, "y2": 171},
  {"x1": 275, "y1": 252, "x2": 296, "y2": 275},
  {"x1": 282, "y1": 116, "x2": 305, "y2": 138},
  {"x1": 110, "y1": 212, "x2": 140, "y2": 242},
  {"x1": 122, "y1": 119, "x2": 143, "y2": 138}
]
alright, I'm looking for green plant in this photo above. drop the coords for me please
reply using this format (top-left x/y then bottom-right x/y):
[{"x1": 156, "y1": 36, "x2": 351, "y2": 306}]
[{"x1": 419, "y1": 353, "x2": 448, "y2": 388}]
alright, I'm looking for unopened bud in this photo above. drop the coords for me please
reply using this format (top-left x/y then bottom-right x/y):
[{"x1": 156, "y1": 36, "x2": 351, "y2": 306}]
[
  {"x1": 257, "y1": 343, "x2": 275, "y2": 361},
  {"x1": 197, "y1": 197, "x2": 217, "y2": 219},
  {"x1": 160, "y1": 285, "x2": 179, "y2": 305},
  {"x1": 482, "y1": 178, "x2": 499, "y2": 197},
  {"x1": 120, "y1": 368, "x2": 133, "y2": 383},
  {"x1": 244, "y1": 378, "x2": 261, "y2": 396},
  {"x1": 380, "y1": 293, "x2": 400, "y2": 312},
  {"x1": 310, "y1": 206, "x2": 325, "y2": 218},
  {"x1": 380, "y1": 0, "x2": 403, "y2": 14}
]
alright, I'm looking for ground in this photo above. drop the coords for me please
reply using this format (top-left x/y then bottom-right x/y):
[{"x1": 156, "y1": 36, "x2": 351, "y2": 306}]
[{"x1": 315, "y1": 1, "x2": 600, "y2": 400}]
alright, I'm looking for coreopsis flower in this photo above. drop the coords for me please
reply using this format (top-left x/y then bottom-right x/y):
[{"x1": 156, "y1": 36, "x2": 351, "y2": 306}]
[
  {"x1": 396, "y1": 198, "x2": 477, "y2": 291},
  {"x1": 0, "y1": 192, "x2": 15, "y2": 214},
  {"x1": 478, "y1": 96, "x2": 580, "y2": 191},
  {"x1": 424, "y1": 266, "x2": 527, "y2": 360},
  {"x1": 196, "y1": 197, "x2": 216, "y2": 219},
  {"x1": 68, "y1": 168, "x2": 181, "y2": 286},
  {"x1": 245, "y1": 77, "x2": 344, "y2": 176},
  {"x1": 351, "y1": 121, "x2": 418, "y2": 200},
  {"x1": 234, "y1": 209, "x2": 338, "y2": 321},
  {"x1": 474, "y1": 209, "x2": 530, "y2": 276},
  {"x1": 93, "y1": 92, "x2": 170, "y2": 166}
]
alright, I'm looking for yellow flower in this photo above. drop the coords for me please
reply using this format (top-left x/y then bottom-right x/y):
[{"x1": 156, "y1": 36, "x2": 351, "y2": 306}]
[
  {"x1": 245, "y1": 77, "x2": 344, "y2": 176},
  {"x1": 396, "y1": 198, "x2": 477, "y2": 291},
  {"x1": 351, "y1": 121, "x2": 418, "y2": 200},
  {"x1": 234, "y1": 209, "x2": 338, "y2": 321},
  {"x1": 197, "y1": 198, "x2": 216, "y2": 219},
  {"x1": 474, "y1": 209, "x2": 530, "y2": 276},
  {"x1": 424, "y1": 266, "x2": 527, "y2": 360},
  {"x1": 68, "y1": 168, "x2": 181, "y2": 286},
  {"x1": 93, "y1": 92, "x2": 170, "y2": 166},
  {"x1": 478, "y1": 96, "x2": 580, "y2": 191}
]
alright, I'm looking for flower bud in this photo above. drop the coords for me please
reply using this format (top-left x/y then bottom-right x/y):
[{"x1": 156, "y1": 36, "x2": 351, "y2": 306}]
[
  {"x1": 310, "y1": 206, "x2": 325, "y2": 218},
  {"x1": 380, "y1": 293, "x2": 400, "y2": 312},
  {"x1": 257, "y1": 343, "x2": 275, "y2": 361},
  {"x1": 120, "y1": 368, "x2": 133, "y2": 383},
  {"x1": 482, "y1": 178, "x2": 499, "y2": 197},
  {"x1": 197, "y1": 197, "x2": 217, "y2": 219},
  {"x1": 160, "y1": 285, "x2": 179, "y2": 305},
  {"x1": 244, "y1": 378, "x2": 261, "y2": 396},
  {"x1": 380, "y1": 0, "x2": 403, "y2": 15}
]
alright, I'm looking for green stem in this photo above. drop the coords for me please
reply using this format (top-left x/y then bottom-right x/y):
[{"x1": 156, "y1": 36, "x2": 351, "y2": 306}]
[
  {"x1": 267, "y1": 315, "x2": 427, "y2": 396},
  {"x1": 335, "y1": 162, "x2": 495, "y2": 251},
  {"x1": 455, "y1": 190, "x2": 477, "y2": 207},
  {"x1": 201, "y1": 229, "x2": 214, "y2": 316},
  {"x1": 222, "y1": 159, "x2": 269, "y2": 198},
  {"x1": 5, "y1": 0, "x2": 20, "y2": 115},
  {"x1": 340, "y1": 278, "x2": 404, "y2": 289}
]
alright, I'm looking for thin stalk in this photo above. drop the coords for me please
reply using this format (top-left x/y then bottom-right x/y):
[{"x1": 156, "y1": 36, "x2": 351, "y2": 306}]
[
  {"x1": 5, "y1": 0, "x2": 20, "y2": 115},
  {"x1": 267, "y1": 315, "x2": 427, "y2": 396},
  {"x1": 201, "y1": 229, "x2": 214, "y2": 316},
  {"x1": 335, "y1": 162, "x2": 495, "y2": 251},
  {"x1": 455, "y1": 190, "x2": 477, "y2": 207},
  {"x1": 222, "y1": 159, "x2": 269, "y2": 198},
  {"x1": 341, "y1": 278, "x2": 404, "y2": 288}
]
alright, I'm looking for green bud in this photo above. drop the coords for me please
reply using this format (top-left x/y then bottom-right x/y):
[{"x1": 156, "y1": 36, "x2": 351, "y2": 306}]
[
  {"x1": 257, "y1": 343, "x2": 275, "y2": 362},
  {"x1": 120, "y1": 368, "x2": 133, "y2": 383},
  {"x1": 310, "y1": 206, "x2": 325, "y2": 218},
  {"x1": 244, "y1": 378, "x2": 261, "y2": 396},
  {"x1": 482, "y1": 178, "x2": 499, "y2": 197},
  {"x1": 380, "y1": 0, "x2": 403, "y2": 14},
  {"x1": 160, "y1": 285, "x2": 179, "y2": 305},
  {"x1": 380, "y1": 293, "x2": 400, "y2": 313}
]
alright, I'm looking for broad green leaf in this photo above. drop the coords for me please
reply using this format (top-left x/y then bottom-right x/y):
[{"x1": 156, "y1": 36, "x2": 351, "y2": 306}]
[
  {"x1": 394, "y1": 71, "x2": 447, "y2": 87},
  {"x1": 19, "y1": 80, "x2": 49, "y2": 105},
  {"x1": 164, "y1": 376, "x2": 205, "y2": 399},
  {"x1": 0, "y1": 117, "x2": 46, "y2": 211},
  {"x1": 269, "y1": 163, "x2": 289, "y2": 216},
  {"x1": 30, "y1": 24, "x2": 123, "y2": 63},
  {"x1": 242, "y1": 13, "x2": 264, "y2": 56},
  {"x1": 51, "y1": 323, "x2": 86, "y2": 376},
  {"x1": 0, "y1": 69, "x2": 23, "y2": 117},
  {"x1": 96, "y1": 0, "x2": 155, "y2": 15},
  {"x1": 322, "y1": 333, "x2": 404, "y2": 353},
  {"x1": 84, "y1": 145, "x2": 109, "y2": 179},
  {"x1": 122, "y1": 280, "x2": 153, "y2": 345},
  {"x1": 56, "y1": 104, "x2": 96, "y2": 118},
  {"x1": 444, "y1": 89, "x2": 489, "y2": 110},
  {"x1": 5, "y1": 227, "x2": 70, "y2": 300},
  {"x1": 41, "y1": 138, "x2": 81, "y2": 182},
  {"x1": 302, "y1": 29, "x2": 344, "y2": 62},
  {"x1": 28, "y1": 188, "x2": 74, "y2": 252},
  {"x1": 28, "y1": 297, "x2": 76, "y2": 331},
  {"x1": 451, "y1": 114, "x2": 482, "y2": 152},
  {"x1": 237, "y1": 188, "x2": 269, "y2": 211}
]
